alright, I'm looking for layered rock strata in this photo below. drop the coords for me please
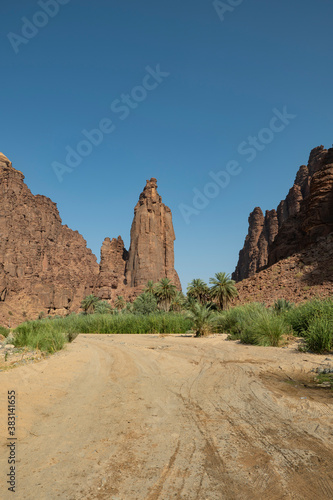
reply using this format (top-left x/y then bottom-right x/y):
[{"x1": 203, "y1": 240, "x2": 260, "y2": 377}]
[
  {"x1": 0, "y1": 153, "x2": 99, "y2": 322},
  {"x1": 0, "y1": 156, "x2": 181, "y2": 325},
  {"x1": 125, "y1": 178, "x2": 181, "y2": 289},
  {"x1": 233, "y1": 145, "x2": 333, "y2": 281},
  {"x1": 95, "y1": 236, "x2": 128, "y2": 300}
]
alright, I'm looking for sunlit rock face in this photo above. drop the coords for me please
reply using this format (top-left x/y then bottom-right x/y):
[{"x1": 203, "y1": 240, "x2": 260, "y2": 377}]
[{"x1": 233, "y1": 145, "x2": 333, "y2": 281}]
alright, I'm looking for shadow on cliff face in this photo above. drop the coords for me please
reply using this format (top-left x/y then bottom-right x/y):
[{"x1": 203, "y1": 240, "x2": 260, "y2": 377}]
[{"x1": 299, "y1": 234, "x2": 333, "y2": 287}]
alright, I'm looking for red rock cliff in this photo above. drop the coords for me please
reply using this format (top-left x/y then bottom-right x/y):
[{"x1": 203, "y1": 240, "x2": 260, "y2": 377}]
[
  {"x1": 0, "y1": 157, "x2": 181, "y2": 325},
  {"x1": 0, "y1": 153, "x2": 99, "y2": 323},
  {"x1": 125, "y1": 178, "x2": 181, "y2": 289},
  {"x1": 233, "y1": 145, "x2": 333, "y2": 281}
]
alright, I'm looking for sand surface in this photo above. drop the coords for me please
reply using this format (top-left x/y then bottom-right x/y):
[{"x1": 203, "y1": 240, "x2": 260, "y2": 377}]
[{"x1": 0, "y1": 333, "x2": 332, "y2": 499}]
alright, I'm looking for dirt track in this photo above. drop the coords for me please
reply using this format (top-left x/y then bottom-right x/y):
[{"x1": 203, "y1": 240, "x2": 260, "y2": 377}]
[{"x1": 1, "y1": 334, "x2": 333, "y2": 499}]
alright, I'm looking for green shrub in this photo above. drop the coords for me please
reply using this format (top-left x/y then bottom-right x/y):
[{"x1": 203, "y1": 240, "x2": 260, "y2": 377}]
[
  {"x1": 242, "y1": 311, "x2": 290, "y2": 347},
  {"x1": 94, "y1": 301, "x2": 112, "y2": 314},
  {"x1": 285, "y1": 299, "x2": 333, "y2": 335},
  {"x1": 132, "y1": 293, "x2": 158, "y2": 315},
  {"x1": 214, "y1": 303, "x2": 266, "y2": 339},
  {"x1": 186, "y1": 302, "x2": 215, "y2": 337},
  {"x1": 14, "y1": 325, "x2": 66, "y2": 353},
  {"x1": 14, "y1": 313, "x2": 192, "y2": 345},
  {"x1": 215, "y1": 303, "x2": 289, "y2": 346},
  {"x1": 304, "y1": 317, "x2": 333, "y2": 353},
  {"x1": 0, "y1": 326, "x2": 10, "y2": 337},
  {"x1": 273, "y1": 299, "x2": 294, "y2": 314}
]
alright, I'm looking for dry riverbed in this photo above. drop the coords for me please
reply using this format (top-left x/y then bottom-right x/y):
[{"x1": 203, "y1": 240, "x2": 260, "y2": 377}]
[{"x1": 0, "y1": 334, "x2": 332, "y2": 499}]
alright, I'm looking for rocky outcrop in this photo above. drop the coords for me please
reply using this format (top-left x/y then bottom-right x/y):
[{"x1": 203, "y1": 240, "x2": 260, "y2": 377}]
[
  {"x1": 0, "y1": 153, "x2": 99, "y2": 323},
  {"x1": 234, "y1": 234, "x2": 333, "y2": 306},
  {"x1": 233, "y1": 208, "x2": 279, "y2": 281},
  {"x1": 95, "y1": 236, "x2": 128, "y2": 299},
  {"x1": 233, "y1": 145, "x2": 333, "y2": 281},
  {"x1": 269, "y1": 146, "x2": 333, "y2": 265},
  {"x1": 125, "y1": 178, "x2": 181, "y2": 290},
  {"x1": 0, "y1": 156, "x2": 181, "y2": 325}
]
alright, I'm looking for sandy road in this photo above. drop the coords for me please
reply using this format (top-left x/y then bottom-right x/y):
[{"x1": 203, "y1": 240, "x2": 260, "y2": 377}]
[{"x1": 0, "y1": 334, "x2": 333, "y2": 500}]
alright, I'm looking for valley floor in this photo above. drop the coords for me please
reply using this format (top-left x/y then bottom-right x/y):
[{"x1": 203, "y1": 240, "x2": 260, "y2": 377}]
[{"x1": 0, "y1": 334, "x2": 332, "y2": 499}]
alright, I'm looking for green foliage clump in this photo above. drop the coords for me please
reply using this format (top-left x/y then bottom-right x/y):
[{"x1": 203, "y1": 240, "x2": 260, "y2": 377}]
[
  {"x1": 187, "y1": 279, "x2": 210, "y2": 304},
  {"x1": 303, "y1": 317, "x2": 333, "y2": 353},
  {"x1": 186, "y1": 302, "x2": 215, "y2": 337},
  {"x1": 273, "y1": 299, "x2": 294, "y2": 314},
  {"x1": 284, "y1": 299, "x2": 333, "y2": 336},
  {"x1": 154, "y1": 278, "x2": 177, "y2": 312},
  {"x1": 94, "y1": 301, "x2": 112, "y2": 315},
  {"x1": 114, "y1": 296, "x2": 126, "y2": 311},
  {"x1": 214, "y1": 303, "x2": 265, "y2": 338},
  {"x1": 14, "y1": 313, "x2": 192, "y2": 342},
  {"x1": 209, "y1": 272, "x2": 238, "y2": 310},
  {"x1": 241, "y1": 310, "x2": 290, "y2": 347},
  {"x1": 215, "y1": 303, "x2": 289, "y2": 347},
  {"x1": 170, "y1": 292, "x2": 186, "y2": 312},
  {"x1": 216, "y1": 298, "x2": 333, "y2": 352},
  {"x1": 132, "y1": 293, "x2": 158, "y2": 315},
  {"x1": 81, "y1": 294, "x2": 100, "y2": 314},
  {"x1": 0, "y1": 326, "x2": 10, "y2": 337},
  {"x1": 14, "y1": 321, "x2": 66, "y2": 353}
]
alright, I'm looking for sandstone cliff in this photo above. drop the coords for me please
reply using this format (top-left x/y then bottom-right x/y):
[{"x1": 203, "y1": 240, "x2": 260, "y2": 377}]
[
  {"x1": 234, "y1": 234, "x2": 333, "y2": 306},
  {"x1": 0, "y1": 157, "x2": 181, "y2": 325},
  {"x1": 95, "y1": 236, "x2": 128, "y2": 300},
  {"x1": 0, "y1": 153, "x2": 99, "y2": 324},
  {"x1": 125, "y1": 178, "x2": 181, "y2": 290},
  {"x1": 233, "y1": 145, "x2": 333, "y2": 281}
]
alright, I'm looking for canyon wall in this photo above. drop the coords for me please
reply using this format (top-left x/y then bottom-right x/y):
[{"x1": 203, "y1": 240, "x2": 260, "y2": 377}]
[
  {"x1": 233, "y1": 145, "x2": 333, "y2": 281},
  {"x1": 0, "y1": 153, "x2": 99, "y2": 322},
  {"x1": 0, "y1": 156, "x2": 180, "y2": 324}
]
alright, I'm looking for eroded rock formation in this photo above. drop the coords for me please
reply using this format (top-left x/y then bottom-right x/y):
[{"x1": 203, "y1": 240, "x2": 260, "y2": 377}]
[
  {"x1": 233, "y1": 208, "x2": 279, "y2": 281},
  {"x1": 233, "y1": 145, "x2": 333, "y2": 281},
  {"x1": 125, "y1": 178, "x2": 181, "y2": 290},
  {"x1": 0, "y1": 153, "x2": 99, "y2": 322},
  {"x1": 95, "y1": 236, "x2": 128, "y2": 299},
  {"x1": 0, "y1": 157, "x2": 181, "y2": 325}
]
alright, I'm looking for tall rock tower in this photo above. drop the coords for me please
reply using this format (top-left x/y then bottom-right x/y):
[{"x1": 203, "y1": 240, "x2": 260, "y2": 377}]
[{"x1": 125, "y1": 178, "x2": 181, "y2": 289}]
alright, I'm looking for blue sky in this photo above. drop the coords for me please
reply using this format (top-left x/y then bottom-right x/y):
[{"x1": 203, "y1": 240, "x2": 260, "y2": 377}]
[{"x1": 1, "y1": 0, "x2": 333, "y2": 290}]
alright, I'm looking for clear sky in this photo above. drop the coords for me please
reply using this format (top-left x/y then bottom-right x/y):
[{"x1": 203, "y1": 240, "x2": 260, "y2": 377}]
[{"x1": 1, "y1": 0, "x2": 333, "y2": 290}]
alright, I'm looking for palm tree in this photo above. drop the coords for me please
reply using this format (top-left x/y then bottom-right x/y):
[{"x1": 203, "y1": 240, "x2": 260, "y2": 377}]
[
  {"x1": 209, "y1": 272, "x2": 238, "y2": 310},
  {"x1": 171, "y1": 291, "x2": 186, "y2": 312},
  {"x1": 144, "y1": 280, "x2": 155, "y2": 295},
  {"x1": 81, "y1": 294, "x2": 100, "y2": 314},
  {"x1": 133, "y1": 292, "x2": 158, "y2": 314},
  {"x1": 114, "y1": 296, "x2": 126, "y2": 311},
  {"x1": 154, "y1": 278, "x2": 177, "y2": 312},
  {"x1": 187, "y1": 279, "x2": 210, "y2": 304},
  {"x1": 95, "y1": 300, "x2": 112, "y2": 314},
  {"x1": 187, "y1": 302, "x2": 215, "y2": 337}
]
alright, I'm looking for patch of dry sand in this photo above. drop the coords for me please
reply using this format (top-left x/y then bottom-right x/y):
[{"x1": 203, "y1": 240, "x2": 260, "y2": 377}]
[{"x1": 0, "y1": 334, "x2": 332, "y2": 499}]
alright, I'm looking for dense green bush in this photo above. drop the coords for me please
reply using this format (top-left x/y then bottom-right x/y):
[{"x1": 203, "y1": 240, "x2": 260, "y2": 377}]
[
  {"x1": 215, "y1": 303, "x2": 289, "y2": 346},
  {"x1": 273, "y1": 299, "x2": 294, "y2": 314},
  {"x1": 241, "y1": 310, "x2": 290, "y2": 347},
  {"x1": 132, "y1": 293, "x2": 158, "y2": 315},
  {"x1": 94, "y1": 301, "x2": 112, "y2": 314},
  {"x1": 11, "y1": 299, "x2": 333, "y2": 354},
  {"x1": 0, "y1": 326, "x2": 10, "y2": 337},
  {"x1": 186, "y1": 302, "x2": 215, "y2": 337},
  {"x1": 14, "y1": 323, "x2": 66, "y2": 353},
  {"x1": 285, "y1": 299, "x2": 333, "y2": 335},
  {"x1": 304, "y1": 317, "x2": 333, "y2": 353},
  {"x1": 14, "y1": 313, "x2": 192, "y2": 350},
  {"x1": 214, "y1": 303, "x2": 266, "y2": 338}
]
